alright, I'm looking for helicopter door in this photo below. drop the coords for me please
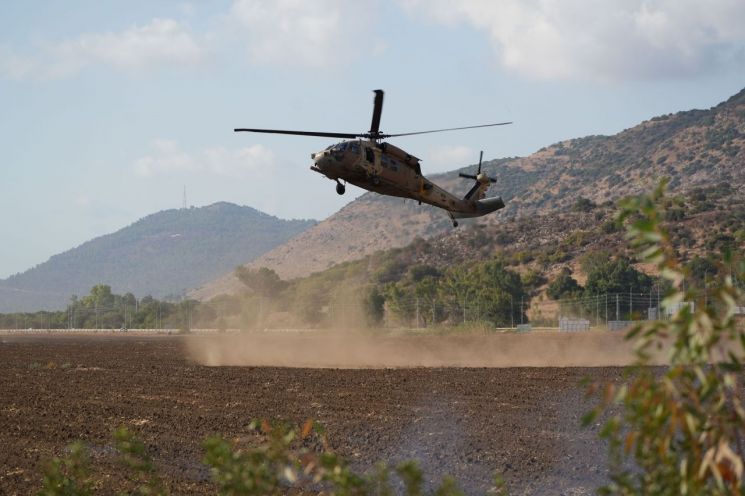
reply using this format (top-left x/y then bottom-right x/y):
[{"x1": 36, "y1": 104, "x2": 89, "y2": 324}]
[{"x1": 363, "y1": 145, "x2": 382, "y2": 177}]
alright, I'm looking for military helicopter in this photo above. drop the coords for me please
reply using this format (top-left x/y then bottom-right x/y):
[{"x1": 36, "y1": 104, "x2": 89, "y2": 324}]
[{"x1": 235, "y1": 90, "x2": 511, "y2": 227}]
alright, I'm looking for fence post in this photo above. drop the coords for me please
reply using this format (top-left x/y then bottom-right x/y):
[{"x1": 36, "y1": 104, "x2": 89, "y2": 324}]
[
  {"x1": 629, "y1": 287, "x2": 632, "y2": 319},
  {"x1": 616, "y1": 294, "x2": 619, "y2": 321}
]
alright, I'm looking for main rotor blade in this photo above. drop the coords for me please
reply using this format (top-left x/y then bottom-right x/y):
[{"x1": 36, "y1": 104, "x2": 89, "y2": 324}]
[
  {"x1": 478, "y1": 150, "x2": 483, "y2": 174},
  {"x1": 382, "y1": 122, "x2": 512, "y2": 138},
  {"x1": 369, "y1": 89, "x2": 384, "y2": 135},
  {"x1": 459, "y1": 173, "x2": 478, "y2": 180},
  {"x1": 234, "y1": 128, "x2": 361, "y2": 139},
  {"x1": 380, "y1": 122, "x2": 512, "y2": 139}
]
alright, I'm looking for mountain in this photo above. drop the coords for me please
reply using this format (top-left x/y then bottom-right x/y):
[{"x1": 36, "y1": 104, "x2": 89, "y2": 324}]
[
  {"x1": 192, "y1": 88, "x2": 745, "y2": 300},
  {"x1": 0, "y1": 203, "x2": 315, "y2": 312}
]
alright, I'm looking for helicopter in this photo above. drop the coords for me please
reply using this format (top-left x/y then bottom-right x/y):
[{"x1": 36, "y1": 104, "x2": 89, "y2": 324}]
[{"x1": 235, "y1": 90, "x2": 511, "y2": 227}]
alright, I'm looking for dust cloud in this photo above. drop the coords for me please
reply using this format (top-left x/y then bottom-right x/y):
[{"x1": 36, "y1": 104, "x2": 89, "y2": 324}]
[{"x1": 186, "y1": 330, "x2": 642, "y2": 369}]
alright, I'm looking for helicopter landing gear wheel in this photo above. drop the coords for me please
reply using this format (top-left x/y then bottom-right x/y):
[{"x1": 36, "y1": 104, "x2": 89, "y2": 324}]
[{"x1": 335, "y1": 181, "x2": 345, "y2": 195}]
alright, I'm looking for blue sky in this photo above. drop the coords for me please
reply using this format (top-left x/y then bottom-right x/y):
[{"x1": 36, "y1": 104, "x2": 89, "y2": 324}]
[{"x1": 1, "y1": 0, "x2": 744, "y2": 279}]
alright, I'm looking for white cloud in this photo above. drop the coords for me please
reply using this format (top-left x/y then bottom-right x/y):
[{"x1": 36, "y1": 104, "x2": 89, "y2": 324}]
[
  {"x1": 55, "y1": 18, "x2": 204, "y2": 74},
  {"x1": 1, "y1": 18, "x2": 205, "y2": 80},
  {"x1": 227, "y1": 0, "x2": 379, "y2": 67},
  {"x1": 402, "y1": 0, "x2": 745, "y2": 81},
  {"x1": 423, "y1": 145, "x2": 476, "y2": 172},
  {"x1": 0, "y1": 45, "x2": 38, "y2": 81},
  {"x1": 133, "y1": 139, "x2": 278, "y2": 179}
]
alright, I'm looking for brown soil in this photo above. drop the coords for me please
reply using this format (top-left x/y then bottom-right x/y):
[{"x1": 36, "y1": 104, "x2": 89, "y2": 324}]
[{"x1": 0, "y1": 334, "x2": 623, "y2": 495}]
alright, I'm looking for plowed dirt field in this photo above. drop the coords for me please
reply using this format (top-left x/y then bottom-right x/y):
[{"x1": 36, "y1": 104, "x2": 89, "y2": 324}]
[{"x1": 0, "y1": 334, "x2": 622, "y2": 495}]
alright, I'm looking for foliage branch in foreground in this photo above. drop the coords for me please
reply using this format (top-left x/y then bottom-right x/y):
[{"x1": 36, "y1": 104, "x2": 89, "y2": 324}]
[
  {"x1": 41, "y1": 421, "x2": 506, "y2": 495},
  {"x1": 584, "y1": 180, "x2": 745, "y2": 495}
]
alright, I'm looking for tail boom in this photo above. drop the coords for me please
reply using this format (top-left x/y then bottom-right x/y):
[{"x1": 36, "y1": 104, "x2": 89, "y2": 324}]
[{"x1": 450, "y1": 196, "x2": 505, "y2": 219}]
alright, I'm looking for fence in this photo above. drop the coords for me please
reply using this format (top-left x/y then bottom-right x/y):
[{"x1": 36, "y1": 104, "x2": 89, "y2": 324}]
[
  {"x1": 3, "y1": 291, "x2": 741, "y2": 333},
  {"x1": 334, "y1": 291, "x2": 706, "y2": 331}
]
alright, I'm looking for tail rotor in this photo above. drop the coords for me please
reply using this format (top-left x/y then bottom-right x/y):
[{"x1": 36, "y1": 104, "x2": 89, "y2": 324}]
[{"x1": 459, "y1": 151, "x2": 496, "y2": 201}]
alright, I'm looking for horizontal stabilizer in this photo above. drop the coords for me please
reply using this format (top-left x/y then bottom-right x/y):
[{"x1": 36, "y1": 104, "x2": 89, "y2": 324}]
[
  {"x1": 451, "y1": 196, "x2": 506, "y2": 219},
  {"x1": 477, "y1": 196, "x2": 505, "y2": 214}
]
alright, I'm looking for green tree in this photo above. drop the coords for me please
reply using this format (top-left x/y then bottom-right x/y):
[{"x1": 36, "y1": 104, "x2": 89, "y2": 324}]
[
  {"x1": 414, "y1": 276, "x2": 440, "y2": 326},
  {"x1": 547, "y1": 267, "x2": 583, "y2": 300},
  {"x1": 363, "y1": 286, "x2": 385, "y2": 326},
  {"x1": 579, "y1": 249, "x2": 613, "y2": 276},
  {"x1": 235, "y1": 267, "x2": 287, "y2": 298},
  {"x1": 687, "y1": 255, "x2": 718, "y2": 288},
  {"x1": 473, "y1": 260, "x2": 526, "y2": 326},
  {"x1": 82, "y1": 285, "x2": 114, "y2": 308},
  {"x1": 384, "y1": 283, "x2": 415, "y2": 325},
  {"x1": 407, "y1": 264, "x2": 441, "y2": 283},
  {"x1": 521, "y1": 269, "x2": 547, "y2": 297},
  {"x1": 584, "y1": 257, "x2": 653, "y2": 296},
  {"x1": 440, "y1": 266, "x2": 473, "y2": 324}
]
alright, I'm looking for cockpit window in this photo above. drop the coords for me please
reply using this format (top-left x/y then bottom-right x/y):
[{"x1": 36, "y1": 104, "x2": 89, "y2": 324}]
[{"x1": 329, "y1": 142, "x2": 347, "y2": 160}]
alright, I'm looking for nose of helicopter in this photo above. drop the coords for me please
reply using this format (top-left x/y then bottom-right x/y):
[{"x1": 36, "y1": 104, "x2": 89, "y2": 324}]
[{"x1": 311, "y1": 150, "x2": 331, "y2": 169}]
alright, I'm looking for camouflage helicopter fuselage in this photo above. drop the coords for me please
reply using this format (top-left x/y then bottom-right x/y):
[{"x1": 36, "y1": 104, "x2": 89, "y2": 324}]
[{"x1": 311, "y1": 139, "x2": 504, "y2": 220}]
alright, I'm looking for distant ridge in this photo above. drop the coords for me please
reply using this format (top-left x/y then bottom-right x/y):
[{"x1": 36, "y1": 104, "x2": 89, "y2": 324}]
[
  {"x1": 0, "y1": 202, "x2": 315, "y2": 311},
  {"x1": 192, "y1": 87, "x2": 745, "y2": 300}
]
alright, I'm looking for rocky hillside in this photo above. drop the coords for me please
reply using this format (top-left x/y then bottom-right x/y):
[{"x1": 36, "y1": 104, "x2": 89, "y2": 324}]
[
  {"x1": 193, "y1": 88, "x2": 745, "y2": 300},
  {"x1": 0, "y1": 203, "x2": 315, "y2": 311}
]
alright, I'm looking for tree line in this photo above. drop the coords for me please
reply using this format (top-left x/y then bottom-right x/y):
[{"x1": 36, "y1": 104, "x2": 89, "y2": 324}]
[{"x1": 0, "y1": 285, "x2": 204, "y2": 331}]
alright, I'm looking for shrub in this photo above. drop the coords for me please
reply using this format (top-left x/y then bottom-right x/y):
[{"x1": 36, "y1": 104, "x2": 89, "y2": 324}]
[
  {"x1": 584, "y1": 180, "x2": 745, "y2": 494},
  {"x1": 40, "y1": 422, "x2": 504, "y2": 495},
  {"x1": 547, "y1": 267, "x2": 583, "y2": 300}
]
